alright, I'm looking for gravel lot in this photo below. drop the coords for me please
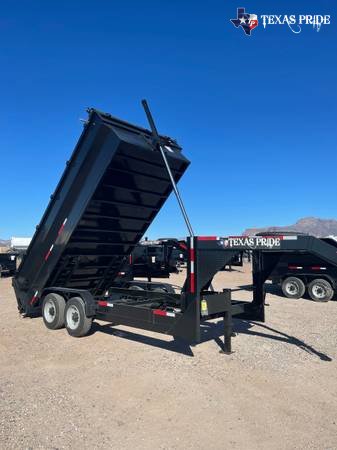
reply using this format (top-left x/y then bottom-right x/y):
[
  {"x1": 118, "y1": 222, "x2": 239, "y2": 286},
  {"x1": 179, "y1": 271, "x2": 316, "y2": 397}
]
[{"x1": 1, "y1": 264, "x2": 337, "y2": 449}]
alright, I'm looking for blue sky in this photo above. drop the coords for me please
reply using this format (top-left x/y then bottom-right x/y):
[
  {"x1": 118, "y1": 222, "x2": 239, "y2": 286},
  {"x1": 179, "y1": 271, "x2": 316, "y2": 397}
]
[{"x1": 0, "y1": 0, "x2": 336, "y2": 239}]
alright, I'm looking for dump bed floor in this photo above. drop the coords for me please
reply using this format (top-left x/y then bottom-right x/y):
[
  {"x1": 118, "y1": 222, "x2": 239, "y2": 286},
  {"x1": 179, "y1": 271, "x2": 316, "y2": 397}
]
[{"x1": 14, "y1": 109, "x2": 189, "y2": 314}]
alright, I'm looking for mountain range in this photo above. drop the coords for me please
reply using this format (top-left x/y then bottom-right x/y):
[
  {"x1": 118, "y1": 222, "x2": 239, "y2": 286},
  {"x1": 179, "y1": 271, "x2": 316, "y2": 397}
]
[{"x1": 243, "y1": 217, "x2": 337, "y2": 237}]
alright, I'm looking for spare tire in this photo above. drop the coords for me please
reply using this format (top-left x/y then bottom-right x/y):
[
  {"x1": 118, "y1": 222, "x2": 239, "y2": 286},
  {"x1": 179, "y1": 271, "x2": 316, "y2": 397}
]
[{"x1": 281, "y1": 277, "x2": 305, "y2": 299}]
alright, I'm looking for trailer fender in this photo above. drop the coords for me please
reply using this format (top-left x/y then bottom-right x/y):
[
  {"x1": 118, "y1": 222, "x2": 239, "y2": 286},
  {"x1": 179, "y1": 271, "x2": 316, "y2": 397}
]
[
  {"x1": 301, "y1": 274, "x2": 336, "y2": 290},
  {"x1": 76, "y1": 291, "x2": 96, "y2": 317},
  {"x1": 314, "y1": 274, "x2": 336, "y2": 290}
]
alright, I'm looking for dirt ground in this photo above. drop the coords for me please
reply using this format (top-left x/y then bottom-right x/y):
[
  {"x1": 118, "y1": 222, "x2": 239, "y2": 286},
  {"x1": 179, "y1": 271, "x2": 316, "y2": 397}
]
[{"x1": 1, "y1": 265, "x2": 337, "y2": 450}]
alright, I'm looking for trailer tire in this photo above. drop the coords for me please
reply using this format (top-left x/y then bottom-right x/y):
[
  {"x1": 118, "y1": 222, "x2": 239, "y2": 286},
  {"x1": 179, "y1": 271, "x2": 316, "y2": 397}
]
[
  {"x1": 308, "y1": 279, "x2": 333, "y2": 302},
  {"x1": 65, "y1": 297, "x2": 92, "y2": 337},
  {"x1": 42, "y1": 293, "x2": 66, "y2": 330},
  {"x1": 281, "y1": 277, "x2": 305, "y2": 299}
]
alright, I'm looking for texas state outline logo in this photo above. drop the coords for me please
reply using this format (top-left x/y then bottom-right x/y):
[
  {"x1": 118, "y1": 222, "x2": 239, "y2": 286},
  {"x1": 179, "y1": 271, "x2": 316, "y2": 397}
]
[{"x1": 230, "y1": 7, "x2": 259, "y2": 35}]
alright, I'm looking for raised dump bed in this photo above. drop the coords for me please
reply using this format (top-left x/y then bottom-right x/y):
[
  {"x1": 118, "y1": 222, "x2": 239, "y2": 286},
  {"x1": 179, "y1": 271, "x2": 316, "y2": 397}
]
[{"x1": 13, "y1": 108, "x2": 189, "y2": 315}]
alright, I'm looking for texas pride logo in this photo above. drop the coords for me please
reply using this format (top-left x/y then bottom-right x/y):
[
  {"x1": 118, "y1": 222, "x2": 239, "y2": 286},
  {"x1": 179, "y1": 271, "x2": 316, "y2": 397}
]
[{"x1": 231, "y1": 7, "x2": 259, "y2": 35}]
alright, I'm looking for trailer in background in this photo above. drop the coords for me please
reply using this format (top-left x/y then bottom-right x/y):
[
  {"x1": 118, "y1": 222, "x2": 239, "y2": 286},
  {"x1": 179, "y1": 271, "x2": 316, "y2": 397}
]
[
  {"x1": 11, "y1": 237, "x2": 32, "y2": 251},
  {"x1": 224, "y1": 233, "x2": 337, "y2": 302},
  {"x1": 0, "y1": 237, "x2": 33, "y2": 277},
  {"x1": 0, "y1": 252, "x2": 18, "y2": 277},
  {"x1": 120, "y1": 239, "x2": 185, "y2": 280},
  {"x1": 221, "y1": 250, "x2": 244, "y2": 271},
  {"x1": 252, "y1": 232, "x2": 337, "y2": 302}
]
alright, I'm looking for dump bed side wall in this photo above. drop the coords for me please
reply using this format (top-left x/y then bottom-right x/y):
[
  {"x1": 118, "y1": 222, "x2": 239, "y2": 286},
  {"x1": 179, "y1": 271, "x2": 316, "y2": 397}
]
[
  {"x1": 13, "y1": 117, "x2": 114, "y2": 310},
  {"x1": 13, "y1": 111, "x2": 189, "y2": 314}
]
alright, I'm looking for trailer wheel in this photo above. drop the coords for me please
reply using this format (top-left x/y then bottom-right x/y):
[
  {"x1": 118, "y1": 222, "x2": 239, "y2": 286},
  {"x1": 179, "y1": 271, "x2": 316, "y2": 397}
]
[
  {"x1": 42, "y1": 293, "x2": 66, "y2": 330},
  {"x1": 64, "y1": 297, "x2": 92, "y2": 337},
  {"x1": 281, "y1": 277, "x2": 305, "y2": 299},
  {"x1": 308, "y1": 279, "x2": 334, "y2": 302}
]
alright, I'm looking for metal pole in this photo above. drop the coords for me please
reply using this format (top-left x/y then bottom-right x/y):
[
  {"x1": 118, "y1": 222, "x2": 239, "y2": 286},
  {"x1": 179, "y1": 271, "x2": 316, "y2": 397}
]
[{"x1": 141, "y1": 100, "x2": 194, "y2": 237}]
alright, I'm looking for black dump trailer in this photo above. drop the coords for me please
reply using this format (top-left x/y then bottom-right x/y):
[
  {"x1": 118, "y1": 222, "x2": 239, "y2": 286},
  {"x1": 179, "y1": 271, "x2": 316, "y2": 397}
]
[
  {"x1": 12, "y1": 104, "x2": 265, "y2": 352},
  {"x1": 252, "y1": 232, "x2": 337, "y2": 302},
  {"x1": 222, "y1": 233, "x2": 337, "y2": 302}
]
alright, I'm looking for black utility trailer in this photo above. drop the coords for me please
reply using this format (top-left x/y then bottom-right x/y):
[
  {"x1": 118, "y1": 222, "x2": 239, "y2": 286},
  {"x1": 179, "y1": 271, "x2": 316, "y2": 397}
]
[
  {"x1": 117, "y1": 239, "x2": 185, "y2": 281},
  {"x1": 252, "y1": 232, "x2": 337, "y2": 302},
  {"x1": 111, "y1": 238, "x2": 185, "y2": 295},
  {"x1": 0, "y1": 252, "x2": 18, "y2": 277},
  {"x1": 13, "y1": 103, "x2": 265, "y2": 353}
]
